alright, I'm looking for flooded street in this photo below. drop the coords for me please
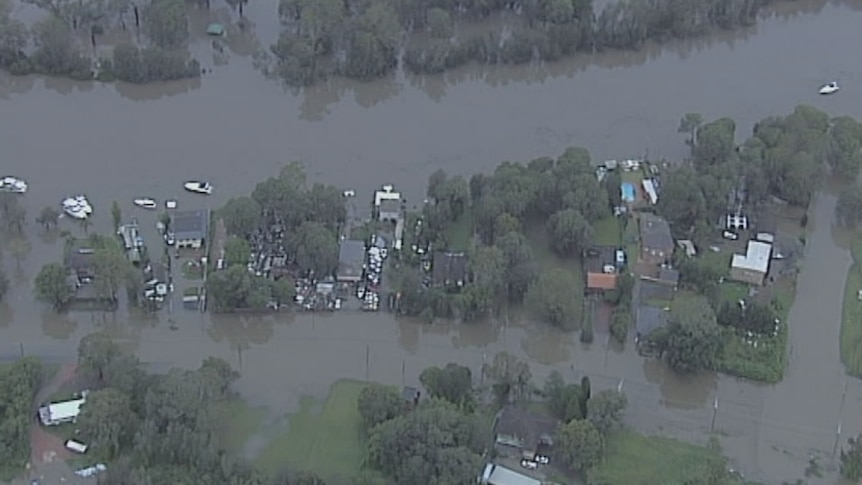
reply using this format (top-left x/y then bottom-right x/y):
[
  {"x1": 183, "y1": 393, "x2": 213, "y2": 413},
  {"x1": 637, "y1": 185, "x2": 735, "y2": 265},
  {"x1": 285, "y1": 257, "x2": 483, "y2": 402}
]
[{"x1": 2, "y1": 0, "x2": 862, "y2": 483}]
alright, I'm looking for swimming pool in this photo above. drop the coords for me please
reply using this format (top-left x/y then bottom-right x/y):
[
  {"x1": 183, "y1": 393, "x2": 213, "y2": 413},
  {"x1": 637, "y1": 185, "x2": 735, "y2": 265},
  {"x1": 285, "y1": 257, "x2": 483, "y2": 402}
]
[{"x1": 621, "y1": 182, "x2": 636, "y2": 202}]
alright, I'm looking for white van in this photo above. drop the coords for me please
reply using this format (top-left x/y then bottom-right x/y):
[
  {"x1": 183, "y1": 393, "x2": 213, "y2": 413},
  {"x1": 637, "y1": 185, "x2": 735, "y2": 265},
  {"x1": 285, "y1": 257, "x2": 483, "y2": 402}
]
[{"x1": 65, "y1": 439, "x2": 88, "y2": 454}]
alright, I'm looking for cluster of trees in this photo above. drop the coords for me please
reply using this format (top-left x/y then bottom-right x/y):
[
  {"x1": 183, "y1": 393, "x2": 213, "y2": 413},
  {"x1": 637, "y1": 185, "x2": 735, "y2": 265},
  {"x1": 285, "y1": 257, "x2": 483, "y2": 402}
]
[
  {"x1": 34, "y1": 234, "x2": 138, "y2": 311},
  {"x1": 836, "y1": 185, "x2": 862, "y2": 228},
  {"x1": 0, "y1": 0, "x2": 199, "y2": 83},
  {"x1": 662, "y1": 106, "x2": 862, "y2": 245},
  {"x1": 208, "y1": 163, "x2": 346, "y2": 311},
  {"x1": 270, "y1": 0, "x2": 776, "y2": 86},
  {"x1": 842, "y1": 434, "x2": 862, "y2": 482},
  {"x1": 717, "y1": 300, "x2": 778, "y2": 335},
  {"x1": 0, "y1": 358, "x2": 43, "y2": 480},
  {"x1": 394, "y1": 147, "x2": 613, "y2": 327},
  {"x1": 0, "y1": 193, "x2": 32, "y2": 301}
]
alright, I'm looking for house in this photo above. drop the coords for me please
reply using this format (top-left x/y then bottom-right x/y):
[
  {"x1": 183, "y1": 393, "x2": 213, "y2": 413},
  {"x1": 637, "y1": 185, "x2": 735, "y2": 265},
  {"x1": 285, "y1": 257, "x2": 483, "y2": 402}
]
[
  {"x1": 478, "y1": 464, "x2": 540, "y2": 485},
  {"x1": 336, "y1": 240, "x2": 366, "y2": 283},
  {"x1": 639, "y1": 214, "x2": 674, "y2": 264},
  {"x1": 657, "y1": 267, "x2": 679, "y2": 287},
  {"x1": 373, "y1": 185, "x2": 405, "y2": 250},
  {"x1": 635, "y1": 306, "x2": 669, "y2": 355},
  {"x1": 402, "y1": 386, "x2": 421, "y2": 408},
  {"x1": 493, "y1": 405, "x2": 558, "y2": 459},
  {"x1": 38, "y1": 392, "x2": 88, "y2": 426},
  {"x1": 171, "y1": 210, "x2": 209, "y2": 249},
  {"x1": 584, "y1": 246, "x2": 619, "y2": 291},
  {"x1": 432, "y1": 252, "x2": 467, "y2": 288},
  {"x1": 677, "y1": 239, "x2": 697, "y2": 257},
  {"x1": 65, "y1": 245, "x2": 96, "y2": 284},
  {"x1": 730, "y1": 240, "x2": 772, "y2": 286}
]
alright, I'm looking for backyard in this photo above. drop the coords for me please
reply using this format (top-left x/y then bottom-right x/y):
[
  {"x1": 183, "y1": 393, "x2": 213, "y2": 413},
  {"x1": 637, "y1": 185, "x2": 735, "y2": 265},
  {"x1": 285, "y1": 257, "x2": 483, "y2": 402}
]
[
  {"x1": 594, "y1": 216, "x2": 622, "y2": 247},
  {"x1": 445, "y1": 210, "x2": 474, "y2": 252},
  {"x1": 841, "y1": 234, "x2": 862, "y2": 377}
]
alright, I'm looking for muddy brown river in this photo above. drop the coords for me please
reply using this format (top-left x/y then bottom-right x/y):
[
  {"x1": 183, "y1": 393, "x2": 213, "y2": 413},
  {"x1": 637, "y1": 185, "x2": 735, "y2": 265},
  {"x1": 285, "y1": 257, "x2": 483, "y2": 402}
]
[{"x1": 2, "y1": 0, "x2": 862, "y2": 483}]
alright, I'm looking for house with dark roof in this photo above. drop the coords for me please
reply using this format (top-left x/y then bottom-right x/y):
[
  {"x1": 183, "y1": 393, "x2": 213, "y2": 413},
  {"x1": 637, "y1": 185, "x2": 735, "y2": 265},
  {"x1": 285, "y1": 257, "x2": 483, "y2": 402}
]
[
  {"x1": 635, "y1": 306, "x2": 669, "y2": 355},
  {"x1": 65, "y1": 245, "x2": 96, "y2": 285},
  {"x1": 640, "y1": 267, "x2": 679, "y2": 289},
  {"x1": 336, "y1": 240, "x2": 366, "y2": 283},
  {"x1": 493, "y1": 405, "x2": 558, "y2": 460},
  {"x1": 639, "y1": 213, "x2": 674, "y2": 264},
  {"x1": 432, "y1": 252, "x2": 467, "y2": 289},
  {"x1": 584, "y1": 246, "x2": 619, "y2": 292},
  {"x1": 171, "y1": 210, "x2": 209, "y2": 249}
]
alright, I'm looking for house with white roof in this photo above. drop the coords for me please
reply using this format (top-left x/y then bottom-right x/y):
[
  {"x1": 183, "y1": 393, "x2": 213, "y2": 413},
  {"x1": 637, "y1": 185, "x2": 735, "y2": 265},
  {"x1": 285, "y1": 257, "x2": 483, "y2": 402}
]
[
  {"x1": 730, "y1": 240, "x2": 772, "y2": 286},
  {"x1": 38, "y1": 392, "x2": 88, "y2": 426}
]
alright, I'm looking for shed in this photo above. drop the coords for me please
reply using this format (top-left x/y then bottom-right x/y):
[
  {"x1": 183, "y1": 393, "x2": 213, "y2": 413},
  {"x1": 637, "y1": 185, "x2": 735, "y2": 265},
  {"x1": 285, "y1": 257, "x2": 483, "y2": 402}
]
[
  {"x1": 206, "y1": 23, "x2": 225, "y2": 36},
  {"x1": 171, "y1": 210, "x2": 209, "y2": 249},
  {"x1": 38, "y1": 395, "x2": 87, "y2": 426},
  {"x1": 336, "y1": 240, "x2": 366, "y2": 283}
]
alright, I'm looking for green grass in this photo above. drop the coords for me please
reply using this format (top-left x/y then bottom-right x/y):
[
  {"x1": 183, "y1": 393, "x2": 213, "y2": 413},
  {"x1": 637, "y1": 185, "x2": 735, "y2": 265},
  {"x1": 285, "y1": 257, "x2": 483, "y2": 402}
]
[
  {"x1": 841, "y1": 235, "x2": 862, "y2": 376},
  {"x1": 594, "y1": 216, "x2": 622, "y2": 247},
  {"x1": 591, "y1": 430, "x2": 728, "y2": 485},
  {"x1": 220, "y1": 398, "x2": 267, "y2": 453},
  {"x1": 182, "y1": 260, "x2": 204, "y2": 280},
  {"x1": 623, "y1": 217, "x2": 639, "y2": 264},
  {"x1": 718, "y1": 282, "x2": 749, "y2": 304},
  {"x1": 699, "y1": 249, "x2": 733, "y2": 277},
  {"x1": 255, "y1": 380, "x2": 368, "y2": 480},
  {"x1": 445, "y1": 210, "x2": 474, "y2": 251}
]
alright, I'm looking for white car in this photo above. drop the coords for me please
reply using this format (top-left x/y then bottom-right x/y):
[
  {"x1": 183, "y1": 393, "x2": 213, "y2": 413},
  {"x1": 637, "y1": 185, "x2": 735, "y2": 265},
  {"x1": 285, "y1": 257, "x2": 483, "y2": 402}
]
[
  {"x1": 343, "y1": 190, "x2": 355, "y2": 197},
  {"x1": 183, "y1": 181, "x2": 213, "y2": 195},
  {"x1": 819, "y1": 81, "x2": 839, "y2": 95},
  {"x1": 134, "y1": 198, "x2": 157, "y2": 209},
  {"x1": 519, "y1": 460, "x2": 538, "y2": 470}
]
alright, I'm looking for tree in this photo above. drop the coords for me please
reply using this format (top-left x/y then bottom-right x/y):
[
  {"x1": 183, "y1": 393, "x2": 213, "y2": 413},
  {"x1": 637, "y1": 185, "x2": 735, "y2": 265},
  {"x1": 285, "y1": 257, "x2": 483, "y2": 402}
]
[
  {"x1": 829, "y1": 116, "x2": 862, "y2": 179},
  {"x1": 419, "y1": 363, "x2": 473, "y2": 407},
  {"x1": 93, "y1": 243, "x2": 133, "y2": 301},
  {"x1": 291, "y1": 222, "x2": 338, "y2": 276},
  {"x1": 658, "y1": 295, "x2": 723, "y2": 373},
  {"x1": 610, "y1": 307, "x2": 630, "y2": 344},
  {"x1": 841, "y1": 434, "x2": 862, "y2": 482},
  {"x1": 587, "y1": 389, "x2": 628, "y2": 435},
  {"x1": 31, "y1": 16, "x2": 90, "y2": 77},
  {"x1": 78, "y1": 332, "x2": 122, "y2": 382},
  {"x1": 144, "y1": 0, "x2": 188, "y2": 48},
  {"x1": 34, "y1": 262, "x2": 73, "y2": 310},
  {"x1": 0, "y1": 357, "x2": 43, "y2": 475},
  {"x1": 111, "y1": 200, "x2": 122, "y2": 231},
  {"x1": 357, "y1": 383, "x2": 403, "y2": 430},
  {"x1": 36, "y1": 206, "x2": 60, "y2": 230},
  {"x1": 224, "y1": 236, "x2": 251, "y2": 266},
  {"x1": 8, "y1": 237, "x2": 31, "y2": 268},
  {"x1": 0, "y1": 193, "x2": 26, "y2": 235},
  {"x1": 544, "y1": 371, "x2": 585, "y2": 422},
  {"x1": 270, "y1": 276, "x2": 295, "y2": 308},
  {"x1": 557, "y1": 419, "x2": 604, "y2": 471},
  {"x1": 693, "y1": 117, "x2": 736, "y2": 168},
  {"x1": 207, "y1": 264, "x2": 273, "y2": 311},
  {"x1": 678, "y1": 112, "x2": 703, "y2": 147},
  {"x1": 836, "y1": 186, "x2": 862, "y2": 228},
  {"x1": 547, "y1": 208, "x2": 593, "y2": 256},
  {"x1": 496, "y1": 232, "x2": 538, "y2": 301},
  {"x1": 483, "y1": 352, "x2": 531, "y2": 402},
  {"x1": 526, "y1": 268, "x2": 580, "y2": 329},
  {"x1": 77, "y1": 388, "x2": 137, "y2": 459},
  {"x1": 220, "y1": 197, "x2": 262, "y2": 237},
  {"x1": 343, "y1": 3, "x2": 400, "y2": 81}
]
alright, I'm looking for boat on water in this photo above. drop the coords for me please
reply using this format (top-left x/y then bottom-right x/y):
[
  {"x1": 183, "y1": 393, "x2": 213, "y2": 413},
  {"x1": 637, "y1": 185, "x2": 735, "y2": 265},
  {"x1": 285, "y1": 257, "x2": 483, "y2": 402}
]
[
  {"x1": 165, "y1": 199, "x2": 178, "y2": 209},
  {"x1": 133, "y1": 198, "x2": 158, "y2": 209},
  {"x1": 819, "y1": 81, "x2": 839, "y2": 95},
  {"x1": 183, "y1": 181, "x2": 213, "y2": 195},
  {"x1": 62, "y1": 195, "x2": 93, "y2": 220},
  {"x1": 0, "y1": 176, "x2": 28, "y2": 194}
]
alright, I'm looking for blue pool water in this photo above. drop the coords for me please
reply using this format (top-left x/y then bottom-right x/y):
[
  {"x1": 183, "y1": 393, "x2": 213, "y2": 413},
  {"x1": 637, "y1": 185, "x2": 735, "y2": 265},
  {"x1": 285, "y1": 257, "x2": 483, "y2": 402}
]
[{"x1": 621, "y1": 182, "x2": 636, "y2": 202}]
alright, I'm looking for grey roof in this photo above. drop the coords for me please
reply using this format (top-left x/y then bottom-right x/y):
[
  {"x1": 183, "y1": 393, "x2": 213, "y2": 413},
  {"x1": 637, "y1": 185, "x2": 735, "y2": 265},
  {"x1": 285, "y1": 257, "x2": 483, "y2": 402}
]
[
  {"x1": 65, "y1": 246, "x2": 95, "y2": 274},
  {"x1": 379, "y1": 199, "x2": 401, "y2": 214},
  {"x1": 337, "y1": 240, "x2": 366, "y2": 280},
  {"x1": 659, "y1": 268, "x2": 680, "y2": 285},
  {"x1": 636, "y1": 306, "x2": 669, "y2": 338},
  {"x1": 584, "y1": 246, "x2": 617, "y2": 274},
  {"x1": 639, "y1": 213, "x2": 673, "y2": 251},
  {"x1": 402, "y1": 386, "x2": 420, "y2": 401},
  {"x1": 494, "y1": 405, "x2": 558, "y2": 452},
  {"x1": 172, "y1": 210, "x2": 209, "y2": 241},
  {"x1": 432, "y1": 252, "x2": 467, "y2": 287}
]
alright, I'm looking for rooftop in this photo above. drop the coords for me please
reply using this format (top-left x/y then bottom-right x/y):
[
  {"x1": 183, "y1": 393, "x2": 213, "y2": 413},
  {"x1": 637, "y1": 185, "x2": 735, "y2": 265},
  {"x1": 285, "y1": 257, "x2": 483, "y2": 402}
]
[
  {"x1": 585, "y1": 246, "x2": 618, "y2": 290},
  {"x1": 480, "y1": 464, "x2": 541, "y2": 485},
  {"x1": 374, "y1": 186, "x2": 401, "y2": 207},
  {"x1": 636, "y1": 305, "x2": 669, "y2": 338},
  {"x1": 494, "y1": 405, "x2": 558, "y2": 452},
  {"x1": 337, "y1": 240, "x2": 366, "y2": 280},
  {"x1": 658, "y1": 267, "x2": 680, "y2": 285},
  {"x1": 378, "y1": 198, "x2": 401, "y2": 215},
  {"x1": 639, "y1": 213, "x2": 673, "y2": 250},
  {"x1": 172, "y1": 210, "x2": 209, "y2": 241},
  {"x1": 65, "y1": 245, "x2": 96, "y2": 273},
  {"x1": 731, "y1": 240, "x2": 772, "y2": 274},
  {"x1": 432, "y1": 252, "x2": 468, "y2": 287}
]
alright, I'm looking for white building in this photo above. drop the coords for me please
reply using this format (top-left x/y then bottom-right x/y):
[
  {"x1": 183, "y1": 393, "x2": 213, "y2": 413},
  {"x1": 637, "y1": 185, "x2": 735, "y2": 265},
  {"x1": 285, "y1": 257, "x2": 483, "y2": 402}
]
[
  {"x1": 373, "y1": 185, "x2": 404, "y2": 250},
  {"x1": 38, "y1": 393, "x2": 88, "y2": 426},
  {"x1": 730, "y1": 240, "x2": 772, "y2": 286},
  {"x1": 642, "y1": 179, "x2": 658, "y2": 205},
  {"x1": 478, "y1": 464, "x2": 540, "y2": 485}
]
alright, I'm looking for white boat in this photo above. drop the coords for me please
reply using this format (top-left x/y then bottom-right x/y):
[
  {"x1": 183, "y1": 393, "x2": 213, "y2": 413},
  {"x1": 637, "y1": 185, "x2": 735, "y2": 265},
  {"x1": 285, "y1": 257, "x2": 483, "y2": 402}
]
[
  {"x1": 183, "y1": 181, "x2": 213, "y2": 195},
  {"x1": 819, "y1": 81, "x2": 839, "y2": 95},
  {"x1": 134, "y1": 198, "x2": 157, "y2": 209},
  {"x1": 0, "y1": 176, "x2": 28, "y2": 193},
  {"x1": 62, "y1": 195, "x2": 93, "y2": 220},
  {"x1": 165, "y1": 199, "x2": 178, "y2": 209}
]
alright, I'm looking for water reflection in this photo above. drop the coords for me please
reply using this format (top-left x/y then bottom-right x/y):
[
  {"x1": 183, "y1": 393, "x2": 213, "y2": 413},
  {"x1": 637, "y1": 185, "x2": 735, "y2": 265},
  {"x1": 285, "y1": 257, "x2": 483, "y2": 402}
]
[
  {"x1": 643, "y1": 359, "x2": 716, "y2": 410},
  {"x1": 40, "y1": 311, "x2": 78, "y2": 340},
  {"x1": 520, "y1": 325, "x2": 572, "y2": 366},
  {"x1": 0, "y1": 302, "x2": 14, "y2": 329},
  {"x1": 209, "y1": 313, "x2": 275, "y2": 350},
  {"x1": 0, "y1": 73, "x2": 35, "y2": 99},
  {"x1": 114, "y1": 77, "x2": 203, "y2": 101}
]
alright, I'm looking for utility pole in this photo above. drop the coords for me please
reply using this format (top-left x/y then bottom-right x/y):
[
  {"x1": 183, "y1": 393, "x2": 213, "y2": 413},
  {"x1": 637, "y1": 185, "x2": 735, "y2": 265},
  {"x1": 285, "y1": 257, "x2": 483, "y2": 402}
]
[
  {"x1": 617, "y1": 378, "x2": 624, "y2": 393},
  {"x1": 401, "y1": 360, "x2": 405, "y2": 386},
  {"x1": 833, "y1": 421, "x2": 842, "y2": 458},
  {"x1": 481, "y1": 353, "x2": 487, "y2": 387},
  {"x1": 710, "y1": 397, "x2": 719, "y2": 433}
]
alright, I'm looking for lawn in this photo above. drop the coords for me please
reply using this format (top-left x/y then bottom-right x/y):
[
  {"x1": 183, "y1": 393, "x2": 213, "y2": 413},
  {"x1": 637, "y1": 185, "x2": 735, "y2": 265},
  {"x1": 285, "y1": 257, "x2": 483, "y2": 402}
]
[
  {"x1": 220, "y1": 398, "x2": 267, "y2": 453},
  {"x1": 698, "y1": 248, "x2": 733, "y2": 277},
  {"x1": 526, "y1": 224, "x2": 585, "y2": 321},
  {"x1": 181, "y1": 260, "x2": 204, "y2": 280},
  {"x1": 590, "y1": 430, "x2": 728, "y2": 485},
  {"x1": 445, "y1": 210, "x2": 474, "y2": 251},
  {"x1": 255, "y1": 380, "x2": 368, "y2": 480},
  {"x1": 841, "y1": 235, "x2": 862, "y2": 377},
  {"x1": 594, "y1": 216, "x2": 622, "y2": 247},
  {"x1": 718, "y1": 281, "x2": 749, "y2": 305},
  {"x1": 623, "y1": 216, "x2": 639, "y2": 264}
]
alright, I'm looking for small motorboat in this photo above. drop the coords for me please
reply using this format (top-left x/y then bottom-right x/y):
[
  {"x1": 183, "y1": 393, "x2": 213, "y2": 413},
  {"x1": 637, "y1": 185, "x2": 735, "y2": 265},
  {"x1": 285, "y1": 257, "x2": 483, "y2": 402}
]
[
  {"x1": 0, "y1": 176, "x2": 28, "y2": 194},
  {"x1": 62, "y1": 195, "x2": 93, "y2": 220},
  {"x1": 165, "y1": 199, "x2": 178, "y2": 209},
  {"x1": 134, "y1": 198, "x2": 157, "y2": 210},
  {"x1": 819, "y1": 81, "x2": 840, "y2": 95},
  {"x1": 183, "y1": 181, "x2": 213, "y2": 195}
]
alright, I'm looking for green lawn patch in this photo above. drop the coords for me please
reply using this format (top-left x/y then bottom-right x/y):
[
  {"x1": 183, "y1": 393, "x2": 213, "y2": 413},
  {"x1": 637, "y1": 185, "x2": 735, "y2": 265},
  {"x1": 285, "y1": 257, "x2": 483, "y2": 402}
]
[
  {"x1": 220, "y1": 398, "x2": 266, "y2": 453},
  {"x1": 594, "y1": 217, "x2": 622, "y2": 247},
  {"x1": 445, "y1": 210, "x2": 474, "y2": 251},
  {"x1": 718, "y1": 282, "x2": 749, "y2": 304},
  {"x1": 621, "y1": 170, "x2": 644, "y2": 185},
  {"x1": 255, "y1": 380, "x2": 368, "y2": 480},
  {"x1": 623, "y1": 217, "x2": 639, "y2": 264},
  {"x1": 841, "y1": 235, "x2": 862, "y2": 376},
  {"x1": 183, "y1": 287, "x2": 200, "y2": 297},
  {"x1": 526, "y1": 224, "x2": 585, "y2": 325},
  {"x1": 699, "y1": 249, "x2": 732, "y2": 277},
  {"x1": 182, "y1": 260, "x2": 204, "y2": 280},
  {"x1": 591, "y1": 430, "x2": 727, "y2": 485}
]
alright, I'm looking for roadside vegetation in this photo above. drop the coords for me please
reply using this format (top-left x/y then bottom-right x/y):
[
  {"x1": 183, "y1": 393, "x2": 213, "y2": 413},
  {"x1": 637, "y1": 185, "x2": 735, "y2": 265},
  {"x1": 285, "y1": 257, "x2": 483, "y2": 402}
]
[
  {"x1": 0, "y1": 358, "x2": 44, "y2": 481},
  {"x1": 837, "y1": 208, "x2": 862, "y2": 377}
]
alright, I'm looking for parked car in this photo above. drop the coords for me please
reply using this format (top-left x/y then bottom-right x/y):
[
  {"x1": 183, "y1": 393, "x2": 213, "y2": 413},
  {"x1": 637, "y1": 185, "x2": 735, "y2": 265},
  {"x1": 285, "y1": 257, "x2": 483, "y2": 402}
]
[
  {"x1": 722, "y1": 230, "x2": 739, "y2": 240},
  {"x1": 520, "y1": 460, "x2": 538, "y2": 470}
]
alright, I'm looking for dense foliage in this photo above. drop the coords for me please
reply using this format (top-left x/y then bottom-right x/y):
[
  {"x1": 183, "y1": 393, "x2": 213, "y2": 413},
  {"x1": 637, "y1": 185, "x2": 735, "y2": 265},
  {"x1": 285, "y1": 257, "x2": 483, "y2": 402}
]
[{"x1": 0, "y1": 358, "x2": 43, "y2": 480}]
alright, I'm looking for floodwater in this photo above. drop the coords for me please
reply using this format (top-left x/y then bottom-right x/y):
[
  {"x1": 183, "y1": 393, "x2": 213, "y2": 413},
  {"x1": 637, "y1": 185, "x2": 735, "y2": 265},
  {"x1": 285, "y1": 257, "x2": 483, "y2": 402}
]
[{"x1": 2, "y1": 0, "x2": 862, "y2": 482}]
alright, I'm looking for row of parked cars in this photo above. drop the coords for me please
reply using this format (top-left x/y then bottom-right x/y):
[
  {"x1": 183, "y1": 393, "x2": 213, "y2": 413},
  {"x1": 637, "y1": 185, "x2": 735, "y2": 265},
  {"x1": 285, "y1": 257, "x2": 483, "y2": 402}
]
[{"x1": 358, "y1": 235, "x2": 389, "y2": 311}]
